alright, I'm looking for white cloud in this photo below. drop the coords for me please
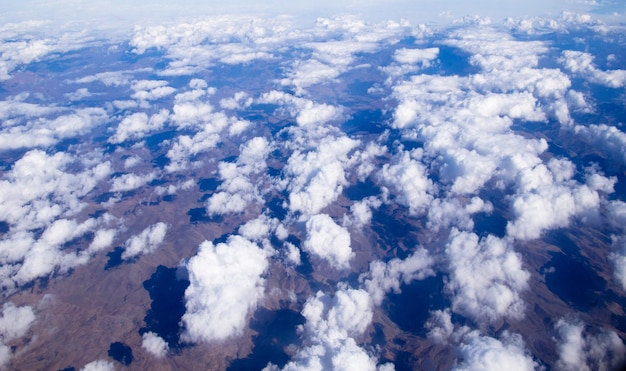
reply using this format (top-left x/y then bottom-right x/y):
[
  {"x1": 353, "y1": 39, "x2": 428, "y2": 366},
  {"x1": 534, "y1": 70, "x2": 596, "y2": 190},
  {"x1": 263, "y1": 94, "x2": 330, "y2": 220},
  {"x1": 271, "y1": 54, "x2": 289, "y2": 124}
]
[
  {"x1": 87, "y1": 229, "x2": 117, "y2": 253},
  {"x1": 0, "y1": 302, "x2": 35, "y2": 341},
  {"x1": 154, "y1": 179, "x2": 195, "y2": 196},
  {"x1": 378, "y1": 150, "x2": 434, "y2": 215},
  {"x1": 0, "y1": 150, "x2": 113, "y2": 290},
  {"x1": 0, "y1": 22, "x2": 90, "y2": 81},
  {"x1": 0, "y1": 105, "x2": 109, "y2": 151},
  {"x1": 123, "y1": 155, "x2": 142, "y2": 169},
  {"x1": 427, "y1": 197, "x2": 493, "y2": 233},
  {"x1": 110, "y1": 171, "x2": 157, "y2": 193},
  {"x1": 166, "y1": 108, "x2": 250, "y2": 172},
  {"x1": 381, "y1": 47, "x2": 439, "y2": 77},
  {"x1": 72, "y1": 68, "x2": 152, "y2": 87},
  {"x1": 142, "y1": 331, "x2": 169, "y2": 358},
  {"x1": 425, "y1": 309, "x2": 455, "y2": 344},
  {"x1": 554, "y1": 318, "x2": 626, "y2": 371},
  {"x1": 560, "y1": 50, "x2": 626, "y2": 88},
  {"x1": 81, "y1": 360, "x2": 116, "y2": 371},
  {"x1": 282, "y1": 135, "x2": 359, "y2": 216},
  {"x1": 361, "y1": 247, "x2": 435, "y2": 305},
  {"x1": 238, "y1": 214, "x2": 284, "y2": 242},
  {"x1": 65, "y1": 88, "x2": 92, "y2": 101},
  {"x1": 130, "y1": 16, "x2": 297, "y2": 75},
  {"x1": 282, "y1": 242, "x2": 302, "y2": 266},
  {"x1": 206, "y1": 137, "x2": 270, "y2": 215},
  {"x1": 303, "y1": 214, "x2": 353, "y2": 270},
  {"x1": 454, "y1": 331, "x2": 537, "y2": 371},
  {"x1": 121, "y1": 222, "x2": 168, "y2": 260},
  {"x1": 444, "y1": 229, "x2": 529, "y2": 323},
  {"x1": 181, "y1": 235, "x2": 269, "y2": 343},
  {"x1": 108, "y1": 109, "x2": 169, "y2": 144},
  {"x1": 608, "y1": 201, "x2": 626, "y2": 291},
  {"x1": 257, "y1": 91, "x2": 344, "y2": 129},
  {"x1": 278, "y1": 288, "x2": 391, "y2": 371},
  {"x1": 0, "y1": 302, "x2": 35, "y2": 368},
  {"x1": 573, "y1": 124, "x2": 626, "y2": 166},
  {"x1": 219, "y1": 91, "x2": 253, "y2": 110},
  {"x1": 131, "y1": 79, "x2": 177, "y2": 101},
  {"x1": 506, "y1": 158, "x2": 612, "y2": 240},
  {"x1": 343, "y1": 196, "x2": 382, "y2": 229}
]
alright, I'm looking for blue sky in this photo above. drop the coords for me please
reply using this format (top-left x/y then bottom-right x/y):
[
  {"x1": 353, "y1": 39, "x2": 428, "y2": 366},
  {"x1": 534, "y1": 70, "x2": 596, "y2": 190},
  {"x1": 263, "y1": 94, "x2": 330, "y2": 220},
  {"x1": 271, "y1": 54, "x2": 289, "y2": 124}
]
[{"x1": 1, "y1": 0, "x2": 620, "y2": 31}]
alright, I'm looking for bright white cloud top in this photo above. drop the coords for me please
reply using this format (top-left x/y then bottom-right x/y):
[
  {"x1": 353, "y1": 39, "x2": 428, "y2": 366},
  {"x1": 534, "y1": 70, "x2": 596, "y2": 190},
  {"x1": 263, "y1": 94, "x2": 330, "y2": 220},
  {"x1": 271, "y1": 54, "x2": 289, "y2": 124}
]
[{"x1": 0, "y1": 2, "x2": 625, "y2": 370}]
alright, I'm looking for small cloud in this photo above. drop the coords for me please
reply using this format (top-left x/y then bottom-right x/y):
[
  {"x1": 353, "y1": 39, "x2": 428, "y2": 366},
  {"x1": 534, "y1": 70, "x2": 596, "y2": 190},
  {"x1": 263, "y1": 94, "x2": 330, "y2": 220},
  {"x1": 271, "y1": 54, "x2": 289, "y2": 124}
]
[
  {"x1": 121, "y1": 223, "x2": 168, "y2": 260},
  {"x1": 142, "y1": 332, "x2": 169, "y2": 358}
]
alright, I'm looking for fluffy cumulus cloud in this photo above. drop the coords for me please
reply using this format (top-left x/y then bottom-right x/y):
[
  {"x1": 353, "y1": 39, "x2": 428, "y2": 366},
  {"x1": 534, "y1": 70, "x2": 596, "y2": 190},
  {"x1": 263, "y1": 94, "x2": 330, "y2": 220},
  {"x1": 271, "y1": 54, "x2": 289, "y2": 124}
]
[
  {"x1": 381, "y1": 47, "x2": 439, "y2": 77},
  {"x1": 361, "y1": 248, "x2": 435, "y2": 305},
  {"x1": 385, "y1": 23, "x2": 618, "y2": 245},
  {"x1": 506, "y1": 158, "x2": 613, "y2": 241},
  {"x1": 279, "y1": 16, "x2": 414, "y2": 94},
  {"x1": 554, "y1": 318, "x2": 626, "y2": 371},
  {"x1": 274, "y1": 288, "x2": 392, "y2": 371},
  {"x1": 108, "y1": 109, "x2": 169, "y2": 144},
  {"x1": 304, "y1": 214, "x2": 353, "y2": 270},
  {"x1": 560, "y1": 50, "x2": 626, "y2": 88},
  {"x1": 0, "y1": 100, "x2": 109, "y2": 151},
  {"x1": 130, "y1": 79, "x2": 176, "y2": 102},
  {"x1": 608, "y1": 201, "x2": 626, "y2": 291},
  {"x1": 110, "y1": 171, "x2": 157, "y2": 193},
  {"x1": 206, "y1": 136, "x2": 271, "y2": 215},
  {"x1": 238, "y1": 213, "x2": 287, "y2": 242},
  {"x1": 142, "y1": 331, "x2": 169, "y2": 358},
  {"x1": 573, "y1": 124, "x2": 626, "y2": 166},
  {"x1": 181, "y1": 235, "x2": 269, "y2": 343},
  {"x1": 80, "y1": 360, "x2": 115, "y2": 371},
  {"x1": 165, "y1": 83, "x2": 252, "y2": 172},
  {"x1": 427, "y1": 197, "x2": 493, "y2": 233},
  {"x1": 282, "y1": 135, "x2": 359, "y2": 216},
  {"x1": 130, "y1": 16, "x2": 293, "y2": 76},
  {"x1": 257, "y1": 91, "x2": 344, "y2": 130},
  {"x1": 378, "y1": 150, "x2": 434, "y2": 215},
  {"x1": 121, "y1": 222, "x2": 168, "y2": 260},
  {"x1": 0, "y1": 21, "x2": 89, "y2": 81},
  {"x1": 453, "y1": 331, "x2": 537, "y2": 371},
  {"x1": 0, "y1": 302, "x2": 36, "y2": 368},
  {"x1": 444, "y1": 229, "x2": 530, "y2": 323},
  {"x1": 0, "y1": 150, "x2": 113, "y2": 290}
]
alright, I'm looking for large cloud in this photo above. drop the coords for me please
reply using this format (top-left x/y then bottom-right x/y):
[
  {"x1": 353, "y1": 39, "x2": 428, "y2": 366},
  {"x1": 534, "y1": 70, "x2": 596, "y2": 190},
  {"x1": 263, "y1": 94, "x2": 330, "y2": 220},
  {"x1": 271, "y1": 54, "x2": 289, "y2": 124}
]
[
  {"x1": 0, "y1": 21, "x2": 90, "y2": 81},
  {"x1": 444, "y1": 229, "x2": 529, "y2": 323},
  {"x1": 108, "y1": 110, "x2": 169, "y2": 144},
  {"x1": 303, "y1": 214, "x2": 353, "y2": 270},
  {"x1": 554, "y1": 318, "x2": 626, "y2": 371},
  {"x1": 206, "y1": 136, "x2": 271, "y2": 215},
  {"x1": 0, "y1": 101, "x2": 109, "y2": 151},
  {"x1": 130, "y1": 16, "x2": 295, "y2": 76},
  {"x1": 281, "y1": 134, "x2": 359, "y2": 216},
  {"x1": 505, "y1": 158, "x2": 614, "y2": 241},
  {"x1": 560, "y1": 50, "x2": 626, "y2": 88},
  {"x1": 0, "y1": 302, "x2": 36, "y2": 368},
  {"x1": 165, "y1": 83, "x2": 251, "y2": 172},
  {"x1": 274, "y1": 288, "x2": 392, "y2": 371},
  {"x1": 181, "y1": 235, "x2": 269, "y2": 343},
  {"x1": 142, "y1": 331, "x2": 169, "y2": 358},
  {"x1": 377, "y1": 150, "x2": 435, "y2": 215},
  {"x1": 453, "y1": 331, "x2": 537, "y2": 371},
  {"x1": 0, "y1": 150, "x2": 114, "y2": 290}
]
